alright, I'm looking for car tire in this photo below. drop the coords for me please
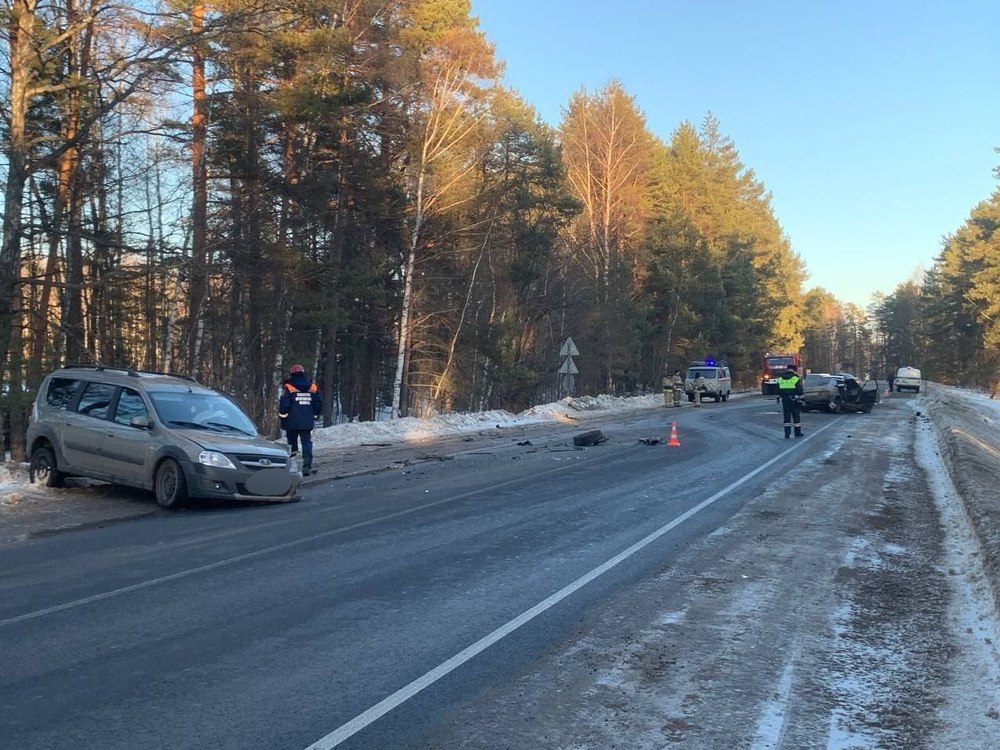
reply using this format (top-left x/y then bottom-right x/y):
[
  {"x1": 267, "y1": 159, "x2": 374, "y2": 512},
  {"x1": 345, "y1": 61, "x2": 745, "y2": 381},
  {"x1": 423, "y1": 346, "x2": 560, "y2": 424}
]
[
  {"x1": 29, "y1": 445, "x2": 65, "y2": 488},
  {"x1": 155, "y1": 458, "x2": 188, "y2": 509},
  {"x1": 722, "y1": 393, "x2": 729, "y2": 402},
  {"x1": 862, "y1": 403, "x2": 873, "y2": 414},
  {"x1": 829, "y1": 397, "x2": 843, "y2": 414}
]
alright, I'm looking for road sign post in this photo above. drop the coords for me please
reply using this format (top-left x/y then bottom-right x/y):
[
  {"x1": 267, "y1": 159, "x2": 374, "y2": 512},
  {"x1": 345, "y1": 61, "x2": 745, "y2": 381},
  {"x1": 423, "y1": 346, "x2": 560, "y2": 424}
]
[{"x1": 559, "y1": 337, "x2": 580, "y2": 396}]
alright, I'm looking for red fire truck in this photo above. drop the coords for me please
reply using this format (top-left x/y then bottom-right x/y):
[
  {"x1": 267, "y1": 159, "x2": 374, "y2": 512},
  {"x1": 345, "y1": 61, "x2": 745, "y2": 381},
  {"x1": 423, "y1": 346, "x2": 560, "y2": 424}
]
[{"x1": 761, "y1": 352, "x2": 803, "y2": 395}]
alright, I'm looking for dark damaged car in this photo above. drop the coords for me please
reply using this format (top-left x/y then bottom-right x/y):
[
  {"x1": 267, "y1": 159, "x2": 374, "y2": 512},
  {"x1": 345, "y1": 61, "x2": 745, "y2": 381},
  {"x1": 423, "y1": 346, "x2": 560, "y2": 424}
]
[{"x1": 800, "y1": 372, "x2": 880, "y2": 414}]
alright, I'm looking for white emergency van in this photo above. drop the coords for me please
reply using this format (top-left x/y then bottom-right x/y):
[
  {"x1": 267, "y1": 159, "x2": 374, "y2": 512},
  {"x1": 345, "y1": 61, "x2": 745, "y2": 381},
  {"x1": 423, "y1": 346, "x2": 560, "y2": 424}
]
[
  {"x1": 894, "y1": 366, "x2": 921, "y2": 393},
  {"x1": 685, "y1": 360, "x2": 732, "y2": 403}
]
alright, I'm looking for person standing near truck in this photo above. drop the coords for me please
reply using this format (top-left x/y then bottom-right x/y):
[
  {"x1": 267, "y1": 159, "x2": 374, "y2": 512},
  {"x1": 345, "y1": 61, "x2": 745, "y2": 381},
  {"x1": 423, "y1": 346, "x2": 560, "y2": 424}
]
[
  {"x1": 777, "y1": 364, "x2": 804, "y2": 438},
  {"x1": 692, "y1": 372, "x2": 705, "y2": 407}
]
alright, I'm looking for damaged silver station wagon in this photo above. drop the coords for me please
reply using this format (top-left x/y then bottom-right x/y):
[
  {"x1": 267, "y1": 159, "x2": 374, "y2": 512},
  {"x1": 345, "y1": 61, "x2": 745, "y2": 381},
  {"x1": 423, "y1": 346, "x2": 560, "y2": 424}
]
[{"x1": 26, "y1": 366, "x2": 301, "y2": 508}]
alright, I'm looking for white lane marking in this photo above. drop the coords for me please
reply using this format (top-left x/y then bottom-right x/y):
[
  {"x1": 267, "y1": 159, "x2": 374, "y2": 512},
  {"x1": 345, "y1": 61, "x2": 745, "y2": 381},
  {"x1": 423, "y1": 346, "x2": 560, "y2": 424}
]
[
  {"x1": 0, "y1": 464, "x2": 583, "y2": 628},
  {"x1": 303, "y1": 418, "x2": 844, "y2": 749}
]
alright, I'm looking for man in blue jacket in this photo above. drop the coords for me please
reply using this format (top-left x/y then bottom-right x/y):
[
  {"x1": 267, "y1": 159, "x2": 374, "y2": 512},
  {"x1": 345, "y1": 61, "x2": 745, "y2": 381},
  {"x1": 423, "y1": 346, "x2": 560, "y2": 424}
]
[{"x1": 278, "y1": 364, "x2": 322, "y2": 475}]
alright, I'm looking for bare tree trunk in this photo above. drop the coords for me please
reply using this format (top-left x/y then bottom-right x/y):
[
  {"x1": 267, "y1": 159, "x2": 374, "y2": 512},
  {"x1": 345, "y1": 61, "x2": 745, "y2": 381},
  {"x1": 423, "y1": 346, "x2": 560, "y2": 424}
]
[
  {"x1": 186, "y1": 2, "x2": 208, "y2": 376},
  {"x1": 63, "y1": 162, "x2": 86, "y2": 362},
  {"x1": 321, "y1": 122, "x2": 350, "y2": 426},
  {"x1": 0, "y1": 0, "x2": 38, "y2": 378},
  {"x1": 391, "y1": 185, "x2": 422, "y2": 418},
  {"x1": 8, "y1": 275, "x2": 27, "y2": 460},
  {"x1": 27, "y1": 174, "x2": 66, "y2": 387},
  {"x1": 60, "y1": 0, "x2": 91, "y2": 364},
  {"x1": 431, "y1": 204, "x2": 498, "y2": 403}
]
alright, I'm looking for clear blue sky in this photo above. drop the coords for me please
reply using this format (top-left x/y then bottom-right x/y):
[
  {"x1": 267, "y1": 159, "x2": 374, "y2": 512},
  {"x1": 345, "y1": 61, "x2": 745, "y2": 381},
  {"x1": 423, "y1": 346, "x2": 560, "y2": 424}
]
[{"x1": 470, "y1": 0, "x2": 999, "y2": 309}]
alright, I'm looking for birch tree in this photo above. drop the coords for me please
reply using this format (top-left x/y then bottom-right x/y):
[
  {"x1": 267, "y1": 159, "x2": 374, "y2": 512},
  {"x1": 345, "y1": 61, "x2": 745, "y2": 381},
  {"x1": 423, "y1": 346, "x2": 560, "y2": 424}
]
[
  {"x1": 389, "y1": 0, "x2": 499, "y2": 417},
  {"x1": 559, "y1": 80, "x2": 653, "y2": 390}
]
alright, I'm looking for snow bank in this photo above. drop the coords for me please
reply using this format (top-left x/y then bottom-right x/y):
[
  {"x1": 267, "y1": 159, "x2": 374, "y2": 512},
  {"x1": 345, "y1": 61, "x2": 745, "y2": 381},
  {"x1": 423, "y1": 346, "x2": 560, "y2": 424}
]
[
  {"x1": 311, "y1": 394, "x2": 663, "y2": 448},
  {"x1": 920, "y1": 384, "x2": 1000, "y2": 611}
]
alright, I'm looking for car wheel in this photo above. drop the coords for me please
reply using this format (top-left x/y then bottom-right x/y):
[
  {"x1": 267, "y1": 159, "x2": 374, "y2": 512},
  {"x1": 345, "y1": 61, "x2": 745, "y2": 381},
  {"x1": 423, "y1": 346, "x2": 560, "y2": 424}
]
[
  {"x1": 29, "y1": 445, "x2": 65, "y2": 488},
  {"x1": 722, "y1": 393, "x2": 729, "y2": 402},
  {"x1": 862, "y1": 403, "x2": 873, "y2": 414},
  {"x1": 829, "y1": 397, "x2": 843, "y2": 414},
  {"x1": 155, "y1": 458, "x2": 188, "y2": 509}
]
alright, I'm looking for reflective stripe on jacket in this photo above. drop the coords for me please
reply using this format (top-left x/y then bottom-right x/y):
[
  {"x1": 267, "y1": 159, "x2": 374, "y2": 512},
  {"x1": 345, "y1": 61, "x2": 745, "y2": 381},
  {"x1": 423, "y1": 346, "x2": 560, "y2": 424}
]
[
  {"x1": 278, "y1": 374, "x2": 322, "y2": 430},
  {"x1": 777, "y1": 372, "x2": 803, "y2": 398}
]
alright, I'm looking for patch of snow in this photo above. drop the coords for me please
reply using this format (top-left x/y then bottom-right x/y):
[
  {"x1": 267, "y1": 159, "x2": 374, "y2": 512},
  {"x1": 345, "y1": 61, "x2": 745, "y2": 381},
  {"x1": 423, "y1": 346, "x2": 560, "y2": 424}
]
[
  {"x1": 0, "y1": 464, "x2": 26, "y2": 505},
  {"x1": 749, "y1": 642, "x2": 799, "y2": 750},
  {"x1": 913, "y1": 397, "x2": 1000, "y2": 744},
  {"x1": 310, "y1": 394, "x2": 665, "y2": 448},
  {"x1": 658, "y1": 609, "x2": 687, "y2": 625}
]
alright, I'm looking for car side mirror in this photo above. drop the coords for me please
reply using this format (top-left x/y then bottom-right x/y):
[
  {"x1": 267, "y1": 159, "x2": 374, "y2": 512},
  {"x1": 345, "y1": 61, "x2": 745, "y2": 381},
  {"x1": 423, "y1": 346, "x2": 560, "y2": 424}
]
[{"x1": 130, "y1": 415, "x2": 152, "y2": 429}]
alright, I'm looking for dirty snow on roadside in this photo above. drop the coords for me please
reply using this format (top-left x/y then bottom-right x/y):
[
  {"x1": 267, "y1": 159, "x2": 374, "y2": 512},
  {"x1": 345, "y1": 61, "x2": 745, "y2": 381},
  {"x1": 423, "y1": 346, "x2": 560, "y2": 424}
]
[
  {"x1": 308, "y1": 393, "x2": 664, "y2": 448},
  {"x1": 0, "y1": 464, "x2": 22, "y2": 507},
  {"x1": 914, "y1": 390, "x2": 1000, "y2": 745}
]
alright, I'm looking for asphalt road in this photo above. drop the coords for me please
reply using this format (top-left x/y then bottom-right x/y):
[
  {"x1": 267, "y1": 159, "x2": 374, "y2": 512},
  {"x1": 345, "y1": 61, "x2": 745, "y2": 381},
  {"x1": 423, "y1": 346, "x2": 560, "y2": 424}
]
[{"x1": 2, "y1": 394, "x2": 997, "y2": 749}]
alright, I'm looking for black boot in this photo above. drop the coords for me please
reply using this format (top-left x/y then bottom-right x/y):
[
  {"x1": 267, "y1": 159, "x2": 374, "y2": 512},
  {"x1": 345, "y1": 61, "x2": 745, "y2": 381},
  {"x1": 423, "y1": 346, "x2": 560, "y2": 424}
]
[
  {"x1": 794, "y1": 426, "x2": 803, "y2": 438},
  {"x1": 784, "y1": 426, "x2": 791, "y2": 439},
  {"x1": 303, "y1": 459, "x2": 312, "y2": 476}
]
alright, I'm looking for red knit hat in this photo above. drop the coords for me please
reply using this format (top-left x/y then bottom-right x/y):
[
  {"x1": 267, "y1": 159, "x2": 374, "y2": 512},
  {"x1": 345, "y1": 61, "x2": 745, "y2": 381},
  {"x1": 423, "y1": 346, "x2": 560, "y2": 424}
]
[{"x1": 289, "y1": 364, "x2": 305, "y2": 374}]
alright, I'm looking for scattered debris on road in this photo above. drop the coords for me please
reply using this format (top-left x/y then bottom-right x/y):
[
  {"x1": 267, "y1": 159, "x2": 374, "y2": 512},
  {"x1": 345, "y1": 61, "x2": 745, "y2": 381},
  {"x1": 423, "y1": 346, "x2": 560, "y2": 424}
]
[{"x1": 573, "y1": 429, "x2": 608, "y2": 446}]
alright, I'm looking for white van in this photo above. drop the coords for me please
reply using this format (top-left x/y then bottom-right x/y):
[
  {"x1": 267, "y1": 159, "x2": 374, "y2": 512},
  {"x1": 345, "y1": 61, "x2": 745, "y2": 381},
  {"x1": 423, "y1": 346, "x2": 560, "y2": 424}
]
[
  {"x1": 895, "y1": 366, "x2": 921, "y2": 393},
  {"x1": 685, "y1": 362, "x2": 732, "y2": 403}
]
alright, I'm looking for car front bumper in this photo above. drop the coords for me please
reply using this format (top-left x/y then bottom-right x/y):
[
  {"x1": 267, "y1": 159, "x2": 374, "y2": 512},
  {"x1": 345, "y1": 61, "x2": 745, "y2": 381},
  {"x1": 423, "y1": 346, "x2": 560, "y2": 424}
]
[{"x1": 186, "y1": 463, "x2": 301, "y2": 501}]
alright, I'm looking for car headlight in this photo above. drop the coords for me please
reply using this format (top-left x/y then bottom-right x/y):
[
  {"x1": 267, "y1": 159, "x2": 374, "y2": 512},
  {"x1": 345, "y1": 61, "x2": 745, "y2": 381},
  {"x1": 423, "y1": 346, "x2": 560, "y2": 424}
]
[
  {"x1": 288, "y1": 456, "x2": 299, "y2": 473},
  {"x1": 198, "y1": 451, "x2": 236, "y2": 469}
]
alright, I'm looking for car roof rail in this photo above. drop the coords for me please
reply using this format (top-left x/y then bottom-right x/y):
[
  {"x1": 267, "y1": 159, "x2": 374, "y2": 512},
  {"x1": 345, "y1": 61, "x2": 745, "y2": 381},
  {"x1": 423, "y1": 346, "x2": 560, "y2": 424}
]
[{"x1": 60, "y1": 363, "x2": 199, "y2": 382}]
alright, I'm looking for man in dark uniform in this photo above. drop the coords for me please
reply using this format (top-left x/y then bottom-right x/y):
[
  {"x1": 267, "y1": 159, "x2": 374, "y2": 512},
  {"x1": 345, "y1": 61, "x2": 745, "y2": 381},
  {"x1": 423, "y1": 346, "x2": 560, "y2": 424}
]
[
  {"x1": 278, "y1": 364, "x2": 322, "y2": 475},
  {"x1": 776, "y1": 364, "x2": 804, "y2": 438}
]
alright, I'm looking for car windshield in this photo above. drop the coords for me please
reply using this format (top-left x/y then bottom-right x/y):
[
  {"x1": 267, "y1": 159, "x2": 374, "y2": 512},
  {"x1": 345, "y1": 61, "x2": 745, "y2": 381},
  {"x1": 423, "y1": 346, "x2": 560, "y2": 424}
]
[
  {"x1": 687, "y1": 368, "x2": 715, "y2": 378},
  {"x1": 804, "y1": 374, "x2": 834, "y2": 385},
  {"x1": 766, "y1": 357, "x2": 795, "y2": 368},
  {"x1": 147, "y1": 390, "x2": 257, "y2": 436}
]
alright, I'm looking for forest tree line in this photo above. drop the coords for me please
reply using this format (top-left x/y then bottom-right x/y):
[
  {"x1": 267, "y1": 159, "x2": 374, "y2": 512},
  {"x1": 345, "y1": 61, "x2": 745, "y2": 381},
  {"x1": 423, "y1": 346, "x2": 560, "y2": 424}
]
[
  {"x1": 873, "y1": 168, "x2": 1000, "y2": 391},
  {"x1": 1, "y1": 0, "x2": 995, "y2": 460}
]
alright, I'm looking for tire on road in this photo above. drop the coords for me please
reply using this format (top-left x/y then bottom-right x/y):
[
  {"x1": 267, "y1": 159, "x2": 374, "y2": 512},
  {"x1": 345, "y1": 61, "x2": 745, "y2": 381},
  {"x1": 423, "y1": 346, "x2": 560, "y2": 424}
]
[
  {"x1": 155, "y1": 458, "x2": 188, "y2": 509},
  {"x1": 573, "y1": 429, "x2": 608, "y2": 447},
  {"x1": 29, "y1": 445, "x2": 65, "y2": 488}
]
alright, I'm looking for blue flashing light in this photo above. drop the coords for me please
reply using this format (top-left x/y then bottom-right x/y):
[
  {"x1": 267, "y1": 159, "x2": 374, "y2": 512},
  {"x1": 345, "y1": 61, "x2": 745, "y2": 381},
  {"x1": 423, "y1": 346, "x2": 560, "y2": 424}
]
[{"x1": 704, "y1": 357, "x2": 716, "y2": 366}]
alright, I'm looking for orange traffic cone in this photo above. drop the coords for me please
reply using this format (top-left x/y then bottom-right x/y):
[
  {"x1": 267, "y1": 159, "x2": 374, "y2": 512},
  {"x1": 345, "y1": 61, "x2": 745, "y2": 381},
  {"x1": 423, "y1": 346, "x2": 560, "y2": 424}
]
[{"x1": 667, "y1": 421, "x2": 681, "y2": 447}]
